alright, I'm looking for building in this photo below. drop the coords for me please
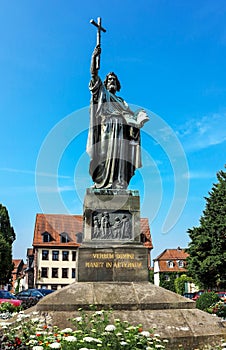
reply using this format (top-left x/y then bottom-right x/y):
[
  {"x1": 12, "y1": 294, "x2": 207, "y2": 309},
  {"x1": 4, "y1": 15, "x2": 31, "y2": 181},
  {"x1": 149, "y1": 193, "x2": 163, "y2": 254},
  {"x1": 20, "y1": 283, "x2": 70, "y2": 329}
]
[
  {"x1": 153, "y1": 247, "x2": 189, "y2": 287},
  {"x1": 11, "y1": 259, "x2": 26, "y2": 292},
  {"x1": 32, "y1": 213, "x2": 153, "y2": 290},
  {"x1": 25, "y1": 248, "x2": 35, "y2": 289}
]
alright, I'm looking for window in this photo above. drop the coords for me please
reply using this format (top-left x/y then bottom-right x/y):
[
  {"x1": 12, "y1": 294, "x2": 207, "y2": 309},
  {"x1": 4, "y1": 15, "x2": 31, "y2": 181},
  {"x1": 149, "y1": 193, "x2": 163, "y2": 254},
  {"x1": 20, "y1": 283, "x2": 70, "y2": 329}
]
[
  {"x1": 60, "y1": 232, "x2": 70, "y2": 243},
  {"x1": 42, "y1": 250, "x2": 49, "y2": 260},
  {"x1": 52, "y1": 251, "x2": 59, "y2": 261},
  {"x1": 72, "y1": 251, "x2": 76, "y2": 261},
  {"x1": 52, "y1": 268, "x2": 58, "y2": 278},
  {"x1": 62, "y1": 251, "x2": 69, "y2": 261},
  {"x1": 72, "y1": 268, "x2": 76, "y2": 279},
  {"x1": 51, "y1": 285, "x2": 58, "y2": 290},
  {"x1": 178, "y1": 260, "x2": 184, "y2": 268},
  {"x1": 42, "y1": 231, "x2": 51, "y2": 243},
  {"x1": 62, "y1": 268, "x2": 68, "y2": 278},
  {"x1": 41, "y1": 268, "x2": 48, "y2": 278},
  {"x1": 167, "y1": 260, "x2": 174, "y2": 268}
]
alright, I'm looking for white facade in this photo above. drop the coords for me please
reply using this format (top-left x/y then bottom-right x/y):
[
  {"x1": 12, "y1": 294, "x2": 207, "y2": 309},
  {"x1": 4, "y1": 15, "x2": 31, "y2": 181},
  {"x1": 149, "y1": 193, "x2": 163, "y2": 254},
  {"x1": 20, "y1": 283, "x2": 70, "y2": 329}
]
[
  {"x1": 35, "y1": 247, "x2": 77, "y2": 289},
  {"x1": 153, "y1": 260, "x2": 160, "y2": 286}
]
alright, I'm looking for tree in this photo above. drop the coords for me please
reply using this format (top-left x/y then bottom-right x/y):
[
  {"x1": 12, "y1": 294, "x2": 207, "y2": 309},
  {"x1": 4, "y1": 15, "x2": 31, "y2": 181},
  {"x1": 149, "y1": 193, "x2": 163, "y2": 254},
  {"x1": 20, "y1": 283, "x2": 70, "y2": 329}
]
[
  {"x1": 0, "y1": 204, "x2": 16, "y2": 286},
  {"x1": 174, "y1": 274, "x2": 193, "y2": 295},
  {"x1": 186, "y1": 168, "x2": 226, "y2": 289}
]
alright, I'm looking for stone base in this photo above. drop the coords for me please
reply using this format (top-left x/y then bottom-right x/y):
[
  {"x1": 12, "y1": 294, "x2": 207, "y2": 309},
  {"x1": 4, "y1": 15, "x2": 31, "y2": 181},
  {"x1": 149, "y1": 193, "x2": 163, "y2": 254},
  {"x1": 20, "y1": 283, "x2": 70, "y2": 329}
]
[
  {"x1": 77, "y1": 244, "x2": 149, "y2": 282},
  {"x1": 35, "y1": 282, "x2": 226, "y2": 350}
]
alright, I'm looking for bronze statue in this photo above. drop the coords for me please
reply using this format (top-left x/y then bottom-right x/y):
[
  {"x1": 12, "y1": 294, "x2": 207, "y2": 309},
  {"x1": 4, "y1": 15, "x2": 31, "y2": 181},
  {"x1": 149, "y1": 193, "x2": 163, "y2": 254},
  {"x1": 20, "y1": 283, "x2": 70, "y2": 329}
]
[{"x1": 87, "y1": 18, "x2": 149, "y2": 189}]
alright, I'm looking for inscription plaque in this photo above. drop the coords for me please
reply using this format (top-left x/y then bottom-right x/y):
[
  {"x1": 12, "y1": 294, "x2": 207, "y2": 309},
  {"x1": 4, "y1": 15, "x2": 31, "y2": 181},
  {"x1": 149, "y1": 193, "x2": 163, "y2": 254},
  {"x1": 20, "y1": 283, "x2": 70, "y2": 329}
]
[{"x1": 77, "y1": 245, "x2": 149, "y2": 282}]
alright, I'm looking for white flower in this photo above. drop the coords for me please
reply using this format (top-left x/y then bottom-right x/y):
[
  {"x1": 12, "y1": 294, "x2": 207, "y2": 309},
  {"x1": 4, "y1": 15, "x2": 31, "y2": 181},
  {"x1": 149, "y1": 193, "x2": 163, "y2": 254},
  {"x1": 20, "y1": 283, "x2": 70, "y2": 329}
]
[
  {"x1": 61, "y1": 327, "x2": 73, "y2": 333},
  {"x1": 141, "y1": 330, "x2": 151, "y2": 337},
  {"x1": 120, "y1": 341, "x2": 128, "y2": 345},
  {"x1": 105, "y1": 324, "x2": 116, "y2": 332},
  {"x1": 83, "y1": 336, "x2": 102, "y2": 343},
  {"x1": 75, "y1": 316, "x2": 83, "y2": 322},
  {"x1": 93, "y1": 338, "x2": 102, "y2": 343},
  {"x1": 28, "y1": 340, "x2": 38, "y2": 345},
  {"x1": 49, "y1": 343, "x2": 61, "y2": 349},
  {"x1": 32, "y1": 346, "x2": 44, "y2": 350},
  {"x1": 94, "y1": 310, "x2": 104, "y2": 315},
  {"x1": 0, "y1": 323, "x2": 11, "y2": 328},
  {"x1": 64, "y1": 335, "x2": 77, "y2": 342},
  {"x1": 83, "y1": 336, "x2": 94, "y2": 342},
  {"x1": 153, "y1": 333, "x2": 160, "y2": 337}
]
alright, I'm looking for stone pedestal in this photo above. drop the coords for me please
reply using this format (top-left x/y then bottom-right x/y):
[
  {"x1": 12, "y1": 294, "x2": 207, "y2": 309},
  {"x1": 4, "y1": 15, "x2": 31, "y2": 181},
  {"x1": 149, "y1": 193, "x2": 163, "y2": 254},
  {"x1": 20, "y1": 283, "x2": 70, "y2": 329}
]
[{"x1": 77, "y1": 188, "x2": 148, "y2": 282}]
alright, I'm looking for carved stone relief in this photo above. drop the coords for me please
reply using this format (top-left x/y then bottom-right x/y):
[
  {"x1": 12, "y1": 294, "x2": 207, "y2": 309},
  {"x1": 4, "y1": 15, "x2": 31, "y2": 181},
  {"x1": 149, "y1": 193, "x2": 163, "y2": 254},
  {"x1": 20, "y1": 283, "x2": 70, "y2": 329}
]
[{"x1": 91, "y1": 211, "x2": 132, "y2": 240}]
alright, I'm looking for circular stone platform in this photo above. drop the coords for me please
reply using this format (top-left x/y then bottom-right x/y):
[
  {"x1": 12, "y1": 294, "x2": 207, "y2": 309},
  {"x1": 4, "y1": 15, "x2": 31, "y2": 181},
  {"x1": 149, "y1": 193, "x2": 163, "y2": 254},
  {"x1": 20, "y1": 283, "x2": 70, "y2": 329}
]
[{"x1": 35, "y1": 282, "x2": 226, "y2": 349}]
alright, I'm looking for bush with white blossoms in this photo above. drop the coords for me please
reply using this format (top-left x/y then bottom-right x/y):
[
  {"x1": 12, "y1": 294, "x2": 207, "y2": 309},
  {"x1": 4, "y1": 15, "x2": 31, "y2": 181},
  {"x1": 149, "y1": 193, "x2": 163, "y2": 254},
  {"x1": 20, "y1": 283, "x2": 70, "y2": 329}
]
[{"x1": 0, "y1": 308, "x2": 226, "y2": 349}]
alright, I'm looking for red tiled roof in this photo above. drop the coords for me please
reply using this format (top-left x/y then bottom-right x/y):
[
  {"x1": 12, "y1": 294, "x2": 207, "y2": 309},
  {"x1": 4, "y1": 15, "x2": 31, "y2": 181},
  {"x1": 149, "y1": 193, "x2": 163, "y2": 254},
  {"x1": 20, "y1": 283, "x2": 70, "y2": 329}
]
[
  {"x1": 140, "y1": 218, "x2": 153, "y2": 248},
  {"x1": 33, "y1": 214, "x2": 153, "y2": 249},
  {"x1": 12, "y1": 259, "x2": 23, "y2": 268},
  {"x1": 154, "y1": 248, "x2": 188, "y2": 272},
  {"x1": 33, "y1": 214, "x2": 83, "y2": 247},
  {"x1": 12, "y1": 259, "x2": 24, "y2": 274},
  {"x1": 155, "y1": 248, "x2": 188, "y2": 261}
]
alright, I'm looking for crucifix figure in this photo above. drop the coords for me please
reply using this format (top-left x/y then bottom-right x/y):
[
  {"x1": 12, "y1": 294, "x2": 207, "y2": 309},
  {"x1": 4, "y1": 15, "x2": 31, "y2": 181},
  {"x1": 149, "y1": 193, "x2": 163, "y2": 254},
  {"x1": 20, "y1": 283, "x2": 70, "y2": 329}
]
[
  {"x1": 90, "y1": 17, "x2": 106, "y2": 69},
  {"x1": 87, "y1": 17, "x2": 149, "y2": 190}
]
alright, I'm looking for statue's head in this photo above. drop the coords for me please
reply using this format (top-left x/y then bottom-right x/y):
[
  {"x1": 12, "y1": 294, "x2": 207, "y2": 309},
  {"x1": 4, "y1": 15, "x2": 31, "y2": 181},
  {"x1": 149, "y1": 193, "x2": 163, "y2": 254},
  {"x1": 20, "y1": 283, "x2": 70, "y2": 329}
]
[{"x1": 104, "y1": 72, "x2": 121, "y2": 93}]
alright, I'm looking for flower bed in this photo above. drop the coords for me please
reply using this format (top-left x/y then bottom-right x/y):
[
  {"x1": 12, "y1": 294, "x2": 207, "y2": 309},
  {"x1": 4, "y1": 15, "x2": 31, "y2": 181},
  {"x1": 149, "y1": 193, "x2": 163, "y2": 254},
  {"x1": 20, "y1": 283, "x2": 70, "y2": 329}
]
[
  {"x1": 0, "y1": 308, "x2": 169, "y2": 349},
  {"x1": 0, "y1": 307, "x2": 226, "y2": 349}
]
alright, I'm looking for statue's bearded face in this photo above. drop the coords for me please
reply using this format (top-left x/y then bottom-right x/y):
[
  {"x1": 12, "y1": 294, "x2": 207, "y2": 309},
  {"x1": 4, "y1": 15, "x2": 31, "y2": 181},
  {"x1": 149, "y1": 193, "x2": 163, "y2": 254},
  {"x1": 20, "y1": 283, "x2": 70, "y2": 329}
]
[{"x1": 106, "y1": 74, "x2": 117, "y2": 93}]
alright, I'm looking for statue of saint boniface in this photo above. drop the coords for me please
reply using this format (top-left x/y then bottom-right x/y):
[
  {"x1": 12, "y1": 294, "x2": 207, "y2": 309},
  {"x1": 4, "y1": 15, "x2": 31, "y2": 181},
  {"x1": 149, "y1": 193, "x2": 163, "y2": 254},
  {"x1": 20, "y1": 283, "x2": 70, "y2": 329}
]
[{"x1": 87, "y1": 21, "x2": 149, "y2": 190}]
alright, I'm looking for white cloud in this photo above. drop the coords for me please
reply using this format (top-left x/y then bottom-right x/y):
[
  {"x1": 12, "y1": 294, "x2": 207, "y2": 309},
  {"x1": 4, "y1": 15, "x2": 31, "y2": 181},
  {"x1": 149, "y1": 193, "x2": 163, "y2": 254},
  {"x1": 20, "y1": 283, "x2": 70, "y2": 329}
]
[
  {"x1": 182, "y1": 171, "x2": 216, "y2": 180},
  {"x1": 1, "y1": 168, "x2": 71, "y2": 179},
  {"x1": 177, "y1": 112, "x2": 226, "y2": 152},
  {"x1": 35, "y1": 185, "x2": 75, "y2": 193}
]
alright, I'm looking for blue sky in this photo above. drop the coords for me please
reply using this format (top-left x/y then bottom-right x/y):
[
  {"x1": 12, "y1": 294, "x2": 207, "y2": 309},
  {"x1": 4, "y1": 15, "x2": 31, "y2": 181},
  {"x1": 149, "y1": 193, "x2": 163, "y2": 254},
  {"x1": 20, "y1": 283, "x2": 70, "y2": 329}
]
[{"x1": 0, "y1": 1, "x2": 225, "y2": 262}]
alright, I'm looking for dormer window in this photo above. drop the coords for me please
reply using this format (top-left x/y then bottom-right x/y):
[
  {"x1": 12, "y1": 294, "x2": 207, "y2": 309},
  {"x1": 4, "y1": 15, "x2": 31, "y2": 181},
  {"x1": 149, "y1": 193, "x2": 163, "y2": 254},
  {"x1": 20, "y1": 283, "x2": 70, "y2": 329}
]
[
  {"x1": 60, "y1": 232, "x2": 70, "y2": 243},
  {"x1": 167, "y1": 260, "x2": 174, "y2": 268},
  {"x1": 42, "y1": 231, "x2": 52, "y2": 243},
  {"x1": 178, "y1": 260, "x2": 184, "y2": 268}
]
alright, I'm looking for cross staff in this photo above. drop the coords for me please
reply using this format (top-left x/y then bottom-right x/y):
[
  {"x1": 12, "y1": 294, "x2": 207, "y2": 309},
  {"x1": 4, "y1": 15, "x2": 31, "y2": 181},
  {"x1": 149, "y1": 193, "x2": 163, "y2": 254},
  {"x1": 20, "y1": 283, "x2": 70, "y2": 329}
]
[{"x1": 90, "y1": 17, "x2": 106, "y2": 69}]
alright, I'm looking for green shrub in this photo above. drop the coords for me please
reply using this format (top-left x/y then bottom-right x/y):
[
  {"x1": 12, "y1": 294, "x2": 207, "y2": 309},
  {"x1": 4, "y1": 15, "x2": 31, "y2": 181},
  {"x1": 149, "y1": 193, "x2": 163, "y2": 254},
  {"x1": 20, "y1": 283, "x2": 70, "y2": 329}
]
[
  {"x1": 0, "y1": 302, "x2": 18, "y2": 313},
  {"x1": 196, "y1": 291, "x2": 220, "y2": 311}
]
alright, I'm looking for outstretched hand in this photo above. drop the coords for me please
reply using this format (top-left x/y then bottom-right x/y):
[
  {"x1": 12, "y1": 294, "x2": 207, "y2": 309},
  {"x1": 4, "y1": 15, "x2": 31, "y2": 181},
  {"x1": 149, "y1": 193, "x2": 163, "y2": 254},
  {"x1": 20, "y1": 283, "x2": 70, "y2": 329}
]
[{"x1": 93, "y1": 45, "x2": 101, "y2": 57}]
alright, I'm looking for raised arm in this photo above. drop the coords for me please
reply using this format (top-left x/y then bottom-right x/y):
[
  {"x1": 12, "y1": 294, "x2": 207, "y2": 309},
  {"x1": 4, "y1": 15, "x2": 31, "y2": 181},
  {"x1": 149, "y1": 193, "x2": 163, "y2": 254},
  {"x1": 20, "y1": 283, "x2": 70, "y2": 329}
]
[{"x1": 90, "y1": 45, "x2": 101, "y2": 83}]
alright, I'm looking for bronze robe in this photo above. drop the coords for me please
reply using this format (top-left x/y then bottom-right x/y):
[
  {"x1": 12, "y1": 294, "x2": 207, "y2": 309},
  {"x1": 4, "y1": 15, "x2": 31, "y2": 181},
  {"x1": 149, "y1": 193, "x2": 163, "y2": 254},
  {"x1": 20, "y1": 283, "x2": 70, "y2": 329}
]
[{"x1": 87, "y1": 76, "x2": 141, "y2": 189}]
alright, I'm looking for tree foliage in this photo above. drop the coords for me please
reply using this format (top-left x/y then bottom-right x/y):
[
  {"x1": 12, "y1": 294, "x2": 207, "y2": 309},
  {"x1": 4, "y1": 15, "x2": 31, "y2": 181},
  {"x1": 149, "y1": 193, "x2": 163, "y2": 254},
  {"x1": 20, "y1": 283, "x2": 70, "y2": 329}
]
[
  {"x1": 186, "y1": 168, "x2": 226, "y2": 289},
  {"x1": 0, "y1": 204, "x2": 16, "y2": 285},
  {"x1": 196, "y1": 292, "x2": 220, "y2": 311},
  {"x1": 159, "y1": 272, "x2": 180, "y2": 292},
  {"x1": 174, "y1": 274, "x2": 193, "y2": 295}
]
